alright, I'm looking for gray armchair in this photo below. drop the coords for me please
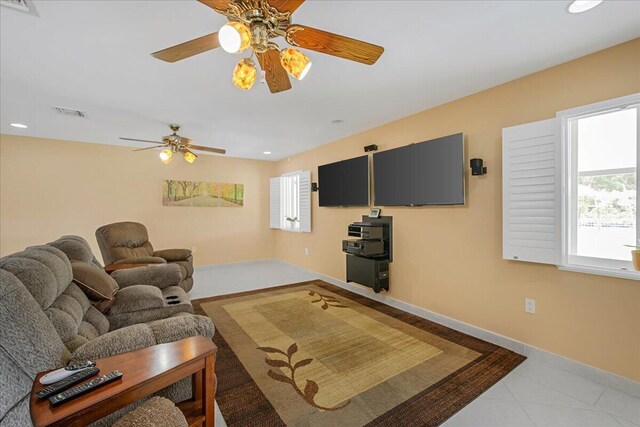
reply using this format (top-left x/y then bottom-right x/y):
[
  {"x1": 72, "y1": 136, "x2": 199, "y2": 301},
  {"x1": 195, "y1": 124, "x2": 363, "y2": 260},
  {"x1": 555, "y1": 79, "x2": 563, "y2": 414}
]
[{"x1": 96, "y1": 222, "x2": 194, "y2": 292}]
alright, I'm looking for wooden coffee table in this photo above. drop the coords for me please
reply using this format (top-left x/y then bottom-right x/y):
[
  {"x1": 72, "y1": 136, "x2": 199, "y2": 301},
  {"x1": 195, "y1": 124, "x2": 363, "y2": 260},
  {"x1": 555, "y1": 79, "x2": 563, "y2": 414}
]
[{"x1": 30, "y1": 336, "x2": 217, "y2": 427}]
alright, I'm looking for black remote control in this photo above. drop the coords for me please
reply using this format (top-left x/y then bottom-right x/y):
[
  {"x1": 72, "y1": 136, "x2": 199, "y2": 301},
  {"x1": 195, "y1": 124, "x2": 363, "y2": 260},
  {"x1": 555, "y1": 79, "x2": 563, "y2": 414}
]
[
  {"x1": 49, "y1": 370, "x2": 123, "y2": 407},
  {"x1": 36, "y1": 367, "x2": 100, "y2": 399}
]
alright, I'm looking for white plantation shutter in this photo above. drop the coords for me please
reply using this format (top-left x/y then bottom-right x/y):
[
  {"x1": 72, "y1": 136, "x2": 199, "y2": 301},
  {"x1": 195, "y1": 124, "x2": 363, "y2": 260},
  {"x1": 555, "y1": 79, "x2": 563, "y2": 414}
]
[
  {"x1": 299, "y1": 170, "x2": 311, "y2": 232},
  {"x1": 503, "y1": 118, "x2": 561, "y2": 265},
  {"x1": 270, "y1": 177, "x2": 282, "y2": 229}
]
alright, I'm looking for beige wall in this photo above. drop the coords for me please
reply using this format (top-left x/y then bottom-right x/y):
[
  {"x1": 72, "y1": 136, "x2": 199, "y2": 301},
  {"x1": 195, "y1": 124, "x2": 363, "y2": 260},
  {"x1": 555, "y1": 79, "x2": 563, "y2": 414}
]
[
  {"x1": 0, "y1": 135, "x2": 276, "y2": 266},
  {"x1": 273, "y1": 39, "x2": 640, "y2": 381}
]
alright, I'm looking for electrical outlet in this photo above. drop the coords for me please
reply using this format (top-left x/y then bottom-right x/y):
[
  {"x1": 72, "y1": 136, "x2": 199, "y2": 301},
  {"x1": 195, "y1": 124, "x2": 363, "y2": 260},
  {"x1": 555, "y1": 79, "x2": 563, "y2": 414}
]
[
  {"x1": 525, "y1": 298, "x2": 536, "y2": 314},
  {"x1": 191, "y1": 246, "x2": 197, "y2": 254},
  {"x1": 304, "y1": 248, "x2": 309, "y2": 255}
]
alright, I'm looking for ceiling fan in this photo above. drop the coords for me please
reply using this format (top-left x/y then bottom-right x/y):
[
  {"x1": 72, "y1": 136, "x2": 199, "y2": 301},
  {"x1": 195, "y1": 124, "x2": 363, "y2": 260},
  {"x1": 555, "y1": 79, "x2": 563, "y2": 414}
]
[
  {"x1": 120, "y1": 124, "x2": 226, "y2": 164},
  {"x1": 151, "y1": 0, "x2": 384, "y2": 93}
]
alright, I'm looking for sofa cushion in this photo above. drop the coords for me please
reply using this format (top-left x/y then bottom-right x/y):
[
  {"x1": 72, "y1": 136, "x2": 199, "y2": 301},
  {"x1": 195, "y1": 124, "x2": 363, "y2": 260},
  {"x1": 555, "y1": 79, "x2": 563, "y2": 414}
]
[
  {"x1": 95, "y1": 222, "x2": 155, "y2": 265},
  {"x1": 108, "y1": 285, "x2": 165, "y2": 316},
  {"x1": 48, "y1": 235, "x2": 103, "y2": 269},
  {"x1": 71, "y1": 261, "x2": 119, "y2": 302},
  {"x1": 1, "y1": 246, "x2": 72, "y2": 309}
]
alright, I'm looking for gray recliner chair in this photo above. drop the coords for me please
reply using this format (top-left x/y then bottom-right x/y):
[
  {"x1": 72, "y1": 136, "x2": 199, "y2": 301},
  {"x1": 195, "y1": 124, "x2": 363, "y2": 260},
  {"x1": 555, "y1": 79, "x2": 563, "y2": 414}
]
[
  {"x1": 96, "y1": 222, "x2": 194, "y2": 292},
  {"x1": 48, "y1": 235, "x2": 193, "y2": 330},
  {"x1": 0, "y1": 245, "x2": 214, "y2": 426}
]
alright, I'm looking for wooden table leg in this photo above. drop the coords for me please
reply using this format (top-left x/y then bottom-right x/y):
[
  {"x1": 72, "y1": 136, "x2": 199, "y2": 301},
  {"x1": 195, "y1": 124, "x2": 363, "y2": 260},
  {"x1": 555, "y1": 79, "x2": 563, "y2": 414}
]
[
  {"x1": 192, "y1": 370, "x2": 203, "y2": 402},
  {"x1": 203, "y1": 354, "x2": 215, "y2": 427}
]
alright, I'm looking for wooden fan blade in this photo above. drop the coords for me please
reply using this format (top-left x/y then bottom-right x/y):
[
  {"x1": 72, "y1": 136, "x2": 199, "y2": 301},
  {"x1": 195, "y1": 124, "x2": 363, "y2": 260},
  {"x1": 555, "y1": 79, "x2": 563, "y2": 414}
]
[
  {"x1": 198, "y1": 0, "x2": 232, "y2": 12},
  {"x1": 190, "y1": 144, "x2": 226, "y2": 154},
  {"x1": 286, "y1": 25, "x2": 384, "y2": 65},
  {"x1": 151, "y1": 32, "x2": 220, "y2": 63},
  {"x1": 269, "y1": 0, "x2": 305, "y2": 14},
  {"x1": 133, "y1": 145, "x2": 164, "y2": 152},
  {"x1": 257, "y1": 49, "x2": 292, "y2": 94},
  {"x1": 120, "y1": 137, "x2": 164, "y2": 144}
]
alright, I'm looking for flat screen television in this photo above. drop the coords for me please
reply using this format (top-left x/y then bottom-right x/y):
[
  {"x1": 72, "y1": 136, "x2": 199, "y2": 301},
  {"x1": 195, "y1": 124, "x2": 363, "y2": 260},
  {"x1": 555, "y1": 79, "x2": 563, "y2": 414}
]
[
  {"x1": 318, "y1": 155, "x2": 370, "y2": 207},
  {"x1": 373, "y1": 133, "x2": 464, "y2": 206}
]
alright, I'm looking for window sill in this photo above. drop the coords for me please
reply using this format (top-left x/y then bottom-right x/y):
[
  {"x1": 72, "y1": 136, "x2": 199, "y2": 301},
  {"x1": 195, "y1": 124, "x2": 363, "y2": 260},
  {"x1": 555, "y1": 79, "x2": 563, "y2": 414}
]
[{"x1": 558, "y1": 264, "x2": 640, "y2": 281}]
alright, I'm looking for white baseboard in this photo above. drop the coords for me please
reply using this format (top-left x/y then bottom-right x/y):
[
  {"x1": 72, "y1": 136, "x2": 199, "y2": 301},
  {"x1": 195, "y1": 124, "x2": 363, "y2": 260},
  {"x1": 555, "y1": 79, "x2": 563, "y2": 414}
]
[
  {"x1": 291, "y1": 265, "x2": 640, "y2": 399},
  {"x1": 194, "y1": 259, "x2": 640, "y2": 399}
]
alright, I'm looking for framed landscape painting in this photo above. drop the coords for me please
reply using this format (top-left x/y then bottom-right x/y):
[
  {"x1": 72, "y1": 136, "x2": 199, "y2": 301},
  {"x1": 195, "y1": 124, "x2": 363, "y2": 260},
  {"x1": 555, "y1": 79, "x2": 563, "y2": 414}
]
[{"x1": 162, "y1": 180, "x2": 244, "y2": 207}]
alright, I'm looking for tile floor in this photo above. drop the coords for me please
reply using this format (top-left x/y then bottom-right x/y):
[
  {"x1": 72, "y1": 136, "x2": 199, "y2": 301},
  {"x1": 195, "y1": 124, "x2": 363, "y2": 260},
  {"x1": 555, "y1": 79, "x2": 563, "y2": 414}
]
[{"x1": 191, "y1": 260, "x2": 640, "y2": 427}]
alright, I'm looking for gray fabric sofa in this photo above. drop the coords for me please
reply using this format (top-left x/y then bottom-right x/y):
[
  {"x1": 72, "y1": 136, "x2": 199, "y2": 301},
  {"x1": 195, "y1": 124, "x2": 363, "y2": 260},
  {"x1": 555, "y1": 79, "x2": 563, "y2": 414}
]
[
  {"x1": 95, "y1": 222, "x2": 194, "y2": 292},
  {"x1": 0, "y1": 244, "x2": 214, "y2": 426},
  {"x1": 48, "y1": 235, "x2": 193, "y2": 330}
]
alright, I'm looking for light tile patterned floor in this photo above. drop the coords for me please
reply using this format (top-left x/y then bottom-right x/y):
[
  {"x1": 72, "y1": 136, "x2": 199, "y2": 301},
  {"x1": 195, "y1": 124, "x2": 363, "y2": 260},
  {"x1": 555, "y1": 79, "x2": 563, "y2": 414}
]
[{"x1": 192, "y1": 260, "x2": 640, "y2": 427}]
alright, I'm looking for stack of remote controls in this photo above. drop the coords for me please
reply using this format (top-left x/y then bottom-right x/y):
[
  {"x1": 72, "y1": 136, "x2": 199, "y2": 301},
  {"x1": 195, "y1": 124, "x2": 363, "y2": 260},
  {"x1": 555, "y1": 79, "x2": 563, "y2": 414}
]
[{"x1": 36, "y1": 360, "x2": 123, "y2": 406}]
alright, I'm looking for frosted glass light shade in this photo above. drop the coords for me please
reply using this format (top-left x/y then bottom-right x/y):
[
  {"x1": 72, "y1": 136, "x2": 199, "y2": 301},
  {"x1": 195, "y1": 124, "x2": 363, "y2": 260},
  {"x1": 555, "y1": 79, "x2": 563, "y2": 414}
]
[
  {"x1": 159, "y1": 148, "x2": 173, "y2": 164},
  {"x1": 232, "y1": 58, "x2": 257, "y2": 91},
  {"x1": 182, "y1": 150, "x2": 197, "y2": 164},
  {"x1": 280, "y1": 48, "x2": 312, "y2": 80},
  {"x1": 219, "y1": 21, "x2": 251, "y2": 53},
  {"x1": 567, "y1": 0, "x2": 603, "y2": 13}
]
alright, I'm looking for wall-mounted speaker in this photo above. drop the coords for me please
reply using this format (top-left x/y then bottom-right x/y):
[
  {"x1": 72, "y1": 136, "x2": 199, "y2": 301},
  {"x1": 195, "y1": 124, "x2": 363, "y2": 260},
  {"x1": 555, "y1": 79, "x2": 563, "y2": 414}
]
[{"x1": 470, "y1": 158, "x2": 487, "y2": 176}]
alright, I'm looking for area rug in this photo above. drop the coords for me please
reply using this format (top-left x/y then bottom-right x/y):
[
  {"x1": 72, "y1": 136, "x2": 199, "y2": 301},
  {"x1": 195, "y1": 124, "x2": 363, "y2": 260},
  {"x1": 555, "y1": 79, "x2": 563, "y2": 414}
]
[{"x1": 193, "y1": 280, "x2": 525, "y2": 426}]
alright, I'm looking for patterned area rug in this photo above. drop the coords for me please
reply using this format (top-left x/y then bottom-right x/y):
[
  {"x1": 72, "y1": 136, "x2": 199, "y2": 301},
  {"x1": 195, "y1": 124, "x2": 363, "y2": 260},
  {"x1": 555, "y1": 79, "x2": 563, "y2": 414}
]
[{"x1": 193, "y1": 280, "x2": 525, "y2": 426}]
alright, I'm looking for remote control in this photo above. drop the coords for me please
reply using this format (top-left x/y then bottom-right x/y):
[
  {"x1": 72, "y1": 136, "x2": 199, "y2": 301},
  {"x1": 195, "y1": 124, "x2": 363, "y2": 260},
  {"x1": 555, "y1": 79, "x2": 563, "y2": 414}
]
[
  {"x1": 36, "y1": 367, "x2": 100, "y2": 399},
  {"x1": 39, "y1": 361, "x2": 96, "y2": 385},
  {"x1": 49, "y1": 370, "x2": 123, "y2": 407}
]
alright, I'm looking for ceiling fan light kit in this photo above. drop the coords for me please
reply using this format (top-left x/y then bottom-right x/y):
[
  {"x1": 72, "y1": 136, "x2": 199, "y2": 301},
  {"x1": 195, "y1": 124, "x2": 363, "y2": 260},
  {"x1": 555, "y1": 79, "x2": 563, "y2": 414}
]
[
  {"x1": 280, "y1": 47, "x2": 311, "y2": 80},
  {"x1": 159, "y1": 148, "x2": 173, "y2": 164},
  {"x1": 233, "y1": 57, "x2": 258, "y2": 90},
  {"x1": 151, "y1": 0, "x2": 384, "y2": 94}
]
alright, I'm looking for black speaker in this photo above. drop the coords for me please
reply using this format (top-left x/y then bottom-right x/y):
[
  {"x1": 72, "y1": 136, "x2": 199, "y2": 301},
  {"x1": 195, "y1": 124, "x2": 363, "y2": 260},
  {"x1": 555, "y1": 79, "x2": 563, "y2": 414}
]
[
  {"x1": 470, "y1": 158, "x2": 487, "y2": 176},
  {"x1": 364, "y1": 144, "x2": 378, "y2": 152}
]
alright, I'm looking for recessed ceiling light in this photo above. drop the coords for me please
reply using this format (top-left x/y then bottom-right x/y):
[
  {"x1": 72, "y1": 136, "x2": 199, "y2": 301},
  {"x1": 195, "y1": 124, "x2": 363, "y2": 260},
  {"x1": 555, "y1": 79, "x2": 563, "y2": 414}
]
[
  {"x1": 567, "y1": 0, "x2": 603, "y2": 14},
  {"x1": 10, "y1": 123, "x2": 28, "y2": 129},
  {"x1": 263, "y1": 151, "x2": 272, "y2": 155},
  {"x1": 331, "y1": 119, "x2": 344, "y2": 124}
]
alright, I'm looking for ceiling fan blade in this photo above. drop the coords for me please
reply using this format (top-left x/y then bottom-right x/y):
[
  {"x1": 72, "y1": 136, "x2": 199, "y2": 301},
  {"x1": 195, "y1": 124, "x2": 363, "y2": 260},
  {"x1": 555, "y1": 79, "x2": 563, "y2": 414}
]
[
  {"x1": 257, "y1": 49, "x2": 292, "y2": 94},
  {"x1": 151, "y1": 32, "x2": 220, "y2": 63},
  {"x1": 286, "y1": 25, "x2": 384, "y2": 65},
  {"x1": 133, "y1": 145, "x2": 164, "y2": 152},
  {"x1": 197, "y1": 0, "x2": 232, "y2": 12},
  {"x1": 190, "y1": 144, "x2": 226, "y2": 154},
  {"x1": 120, "y1": 137, "x2": 164, "y2": 144},
  {"x1": 269, "y1": 0, "x2": 305, "y2": 14}
]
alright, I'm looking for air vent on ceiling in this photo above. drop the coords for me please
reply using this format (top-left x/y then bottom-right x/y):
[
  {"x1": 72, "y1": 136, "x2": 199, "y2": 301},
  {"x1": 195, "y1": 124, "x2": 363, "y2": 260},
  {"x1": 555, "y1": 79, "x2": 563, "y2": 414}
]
[
  {"x1": 53, "y1": 107, "x2": 86, "y2": 118},
  {"x1": 1, "y1": 0, "x2": 37, "y2": 15}
]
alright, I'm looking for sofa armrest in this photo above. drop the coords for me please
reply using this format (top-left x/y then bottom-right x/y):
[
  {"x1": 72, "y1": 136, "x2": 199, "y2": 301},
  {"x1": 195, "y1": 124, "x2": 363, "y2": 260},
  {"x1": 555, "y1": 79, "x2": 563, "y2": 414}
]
[
  {"x1": 69, "y1": 315, "x2": 214, "y2": 362},
  {"x1": 114, "y1": 257, "x2": 167, "y2": 265},
  {"x1": 153, "y1": 249, "x2": 192, "y2": 262},
  {"x1": 110, "y1": 264, "x2": 182, "y2": 289},
  {"x1": 70, "y1": 324, "x2": 156, "y2": 362},
  {"x1": 147, "y1": 314, "x2": 214, "y2": 344}
]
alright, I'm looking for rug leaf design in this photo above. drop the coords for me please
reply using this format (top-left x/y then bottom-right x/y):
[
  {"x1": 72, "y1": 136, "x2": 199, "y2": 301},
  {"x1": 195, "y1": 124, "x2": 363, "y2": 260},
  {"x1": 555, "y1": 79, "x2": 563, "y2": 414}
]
[
  {"x1": 308, "y1": 291, "x2": 348, "y2": 310},
  {"x1": 258, "y1": 343, "x2": 351, "y2": 411}
]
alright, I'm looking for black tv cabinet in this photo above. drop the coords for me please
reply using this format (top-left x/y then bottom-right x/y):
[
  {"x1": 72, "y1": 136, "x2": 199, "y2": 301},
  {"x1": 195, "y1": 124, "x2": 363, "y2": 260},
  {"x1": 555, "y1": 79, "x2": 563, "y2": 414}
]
[{"x1": 344, "y1": 215, "x2": 392, "y2": 293}]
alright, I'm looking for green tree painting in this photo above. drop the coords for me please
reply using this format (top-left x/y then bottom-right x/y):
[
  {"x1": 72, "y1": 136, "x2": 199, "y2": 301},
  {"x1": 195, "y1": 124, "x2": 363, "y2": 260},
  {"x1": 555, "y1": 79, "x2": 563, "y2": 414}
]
[{"x1": 162, "y1": 180, "x2": 244, "y2": 207}]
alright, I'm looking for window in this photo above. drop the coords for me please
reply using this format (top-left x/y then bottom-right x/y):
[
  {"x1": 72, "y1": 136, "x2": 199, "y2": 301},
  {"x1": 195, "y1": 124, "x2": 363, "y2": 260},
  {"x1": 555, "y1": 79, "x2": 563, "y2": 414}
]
[
  {"x1": 561, "y1": 97, "x2": 639, "y2": 273},
  {"x1": 502, "y1": 93, "x2": 640, "y2": 280},
  {"x1": 270, "y1": 170, "x2": 311, "y2": 233}
]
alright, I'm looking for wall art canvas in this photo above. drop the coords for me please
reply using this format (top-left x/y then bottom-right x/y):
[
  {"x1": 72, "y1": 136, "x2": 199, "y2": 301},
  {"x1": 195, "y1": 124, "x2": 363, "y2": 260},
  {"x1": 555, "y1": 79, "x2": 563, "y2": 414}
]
[{"x1": 163, "y1": 180, "x2": 244, "y2": 207}]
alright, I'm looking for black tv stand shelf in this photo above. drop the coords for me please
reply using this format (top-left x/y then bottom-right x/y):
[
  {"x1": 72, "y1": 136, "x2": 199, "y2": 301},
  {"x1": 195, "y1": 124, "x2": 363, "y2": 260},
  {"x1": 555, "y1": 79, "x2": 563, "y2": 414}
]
[{"x1": 343, "y1": 216, "x2": 392, "y2": 293}]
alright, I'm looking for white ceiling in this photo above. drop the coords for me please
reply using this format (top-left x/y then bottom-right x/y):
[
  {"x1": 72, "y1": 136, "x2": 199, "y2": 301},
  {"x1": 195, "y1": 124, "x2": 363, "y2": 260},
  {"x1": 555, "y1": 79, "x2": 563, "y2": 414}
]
[{"x1": 1, "y1": 1, "x2": 639, "y2": 160}]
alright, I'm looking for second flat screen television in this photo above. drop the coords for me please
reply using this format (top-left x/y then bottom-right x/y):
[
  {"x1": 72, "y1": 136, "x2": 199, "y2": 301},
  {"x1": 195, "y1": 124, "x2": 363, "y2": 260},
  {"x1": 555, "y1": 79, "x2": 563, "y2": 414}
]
[
  {"x1": 318, "y1": 155, "x2": 369, "y2": 206},
  {"x1": 374, "y1": 133, "x2": 464, "y2": 206}
]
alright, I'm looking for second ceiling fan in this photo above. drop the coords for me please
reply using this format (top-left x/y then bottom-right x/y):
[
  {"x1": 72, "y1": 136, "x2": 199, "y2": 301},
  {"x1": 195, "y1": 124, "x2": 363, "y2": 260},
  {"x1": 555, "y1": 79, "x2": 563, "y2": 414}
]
[{"x1": 151, "y1": 0, "x2": 384, "y2": 93}]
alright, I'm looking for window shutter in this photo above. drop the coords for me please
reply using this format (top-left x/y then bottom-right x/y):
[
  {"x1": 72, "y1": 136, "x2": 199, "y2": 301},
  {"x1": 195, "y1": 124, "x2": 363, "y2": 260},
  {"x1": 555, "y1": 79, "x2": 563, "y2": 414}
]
[
  {"x1": 299, "y1": 170, "x2": 311, "y2": 232},
  {"x1": 502, "y1": 118, "x2": 561, "y2": 265},
  {"x1": 270, "y1": 177, "x2": 281, "y2": 229}
]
